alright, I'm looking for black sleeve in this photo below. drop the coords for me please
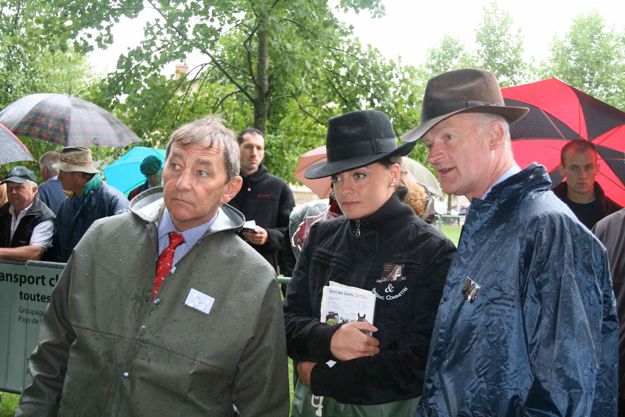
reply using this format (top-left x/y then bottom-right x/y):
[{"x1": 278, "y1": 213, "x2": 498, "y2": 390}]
[
  {"x1": 310, "y1": 237, "x2": 456, "y2": 405},
  {"x1": 263, "y1": 182, "x2": 295, "y2": 252},
  {"x1": 283, "y1": 224, "x2": 342, "y2": 364}
]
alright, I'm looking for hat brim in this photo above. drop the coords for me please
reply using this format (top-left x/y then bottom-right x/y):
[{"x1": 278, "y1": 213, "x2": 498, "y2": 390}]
[
  {"x1": 400, "y1": 105, "x2": 529, "y2": 143},
  {"x1": 304, "y1": 141, "x2": 416, "y2": 179},
  {"x1": 52, "y1": 161, "x2": 99, "y2": 174},
  {"x1": 1, "y1": 176, "x2": 31, "y2": 185}
]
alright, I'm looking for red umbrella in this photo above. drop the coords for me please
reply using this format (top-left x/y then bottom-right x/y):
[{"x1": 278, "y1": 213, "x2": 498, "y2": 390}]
[
  {"x1": 293, "y1": 145, "x2": 333, "y2": 199},
  {"x1": 502, "y1": 78, "x2": 625, "y2": 206}
]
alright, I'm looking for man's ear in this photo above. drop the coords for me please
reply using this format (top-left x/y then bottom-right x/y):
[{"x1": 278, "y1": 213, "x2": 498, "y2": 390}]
[
  {"x1": 220, "y1": 176, "x2": 243, "y2": 205},
  {"x1": 488, "y1": 121, "x2": 505, "y2": 149},
  {"x1": 558, "y1": 163, "x2": 565, "y2": 177}
]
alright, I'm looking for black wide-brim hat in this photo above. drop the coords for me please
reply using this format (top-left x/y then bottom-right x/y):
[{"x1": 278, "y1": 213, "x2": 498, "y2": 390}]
[
  {"x1": 401, "y1": 68, "x2": 529, "y2": 143},
  {"x1": 305, "y1": 110, "x2": 415, "y2": 179}
]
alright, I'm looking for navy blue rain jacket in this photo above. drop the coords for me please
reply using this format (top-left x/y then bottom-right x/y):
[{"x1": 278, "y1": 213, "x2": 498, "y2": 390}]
[
  {"x1": 416, "y1": 164, "x2": 618, "y2": 417},
  {"x1": 52, "y1": 177, "x2": 129, "y2": 262}
]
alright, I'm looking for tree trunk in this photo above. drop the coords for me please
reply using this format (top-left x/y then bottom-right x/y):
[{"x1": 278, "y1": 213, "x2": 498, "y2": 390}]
[{"x1": 253, "y1": 23, "x2": 269, "y2": 133}]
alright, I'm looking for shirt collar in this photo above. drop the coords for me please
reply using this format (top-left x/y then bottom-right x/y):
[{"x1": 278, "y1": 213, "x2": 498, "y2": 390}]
[
  {"x1": 157, "y1": 207, "x2": 218, "y2": 246},
  {"x1": 47, "y1": 175, "x2": 59, "y2": 182},
  {"x1": 9, "y1": 201, "x2": 34, "y2": 219},
  {"x1": 481, "y1": 164, "x2": 521, "y2": 199}
]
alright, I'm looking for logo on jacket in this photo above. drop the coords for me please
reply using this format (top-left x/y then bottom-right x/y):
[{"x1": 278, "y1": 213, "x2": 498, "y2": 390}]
[
  {"x1": 376, "y1": 263, "x2": 406, "y2": 283},
  {"x1": 256, "y1": 193, "x2": 272, "y2": 198},
  {"x1": 461, "y1": 277, "x2": 481, "y2": 303}
]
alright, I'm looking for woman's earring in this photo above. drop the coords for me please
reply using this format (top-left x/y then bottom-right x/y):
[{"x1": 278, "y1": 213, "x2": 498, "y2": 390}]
[{"x1": 390, "y1": 183, "x2": 395, "y2": 187}]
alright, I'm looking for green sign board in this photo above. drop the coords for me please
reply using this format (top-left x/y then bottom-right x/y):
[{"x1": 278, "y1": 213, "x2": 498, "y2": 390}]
[{"x1": 0, "y1": 260, "x2": 65, "y2": 393}]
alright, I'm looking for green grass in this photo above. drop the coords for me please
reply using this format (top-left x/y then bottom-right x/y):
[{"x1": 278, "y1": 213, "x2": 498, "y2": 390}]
[
  {"x1": 0, "y1": 392, "x2": 19, "y2": 417},
  {"x1": 0, "y1": 364, "x2": 294, "y2": 416},
  {"x1": 439, "y1": 223, "x2": 462, "y2": 246}
]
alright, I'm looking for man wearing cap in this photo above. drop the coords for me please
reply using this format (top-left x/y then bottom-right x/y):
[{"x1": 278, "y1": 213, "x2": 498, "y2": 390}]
[
  {"x1": 52, "y1": 146, "x2": 129, "y2": 262},
  {"x1": 0, "y1": 166, "x2": 55, "y2": 261},
  {"x1": 127, "y1": 155, "x2": 163, "y2": 202},
  {"x1": 401, "y1": 69, "x2": 617, "y2": 416},
  {"x1": 37, "y1": 151, "x2": 67, "y2": 215}
]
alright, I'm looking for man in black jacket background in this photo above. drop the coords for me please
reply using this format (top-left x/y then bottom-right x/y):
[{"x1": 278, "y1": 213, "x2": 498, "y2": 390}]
[
  {"x1": 553, "y1": 139, "x2": 621, "y2": 229},
  {"x1": 229, "y1": 128, "x2": 295, "y2": 275}
]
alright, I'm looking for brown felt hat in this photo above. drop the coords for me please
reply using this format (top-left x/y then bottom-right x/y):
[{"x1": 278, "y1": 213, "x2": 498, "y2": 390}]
[
  {"x1": 401, "y1": 68, "x2": 529, "y2": 143},
  {"x1": 52, "y1": 146, "x2": 99, "y2": 174}
]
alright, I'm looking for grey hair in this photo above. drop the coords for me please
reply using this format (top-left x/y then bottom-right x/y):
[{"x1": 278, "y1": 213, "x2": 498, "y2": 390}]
[
  {"x1": 475, "y1": 113, "x2": 511, "y2": 150},
  {"x1": 27, "y1": 180, "x2": 37, "y2": 190},
  {"x1": 165, "y1": 115, "x2": 240, "y2": 182},
  {"x1": 39, "y1": 151, "x2": 61, "y2": 176}
]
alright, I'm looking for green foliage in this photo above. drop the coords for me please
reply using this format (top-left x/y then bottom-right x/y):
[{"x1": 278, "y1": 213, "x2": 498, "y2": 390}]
[
  {"x1": 0, "y1": 0, "x2": 97, "y2": 109},
  {"x1": 541, "y1": 10, "x2": 625, "y2": 109},
  {"x1": 45, "y1": 0, "x2": 421, "y2": 181},
  {"x1": 475, "y1": 2, "x2": 526, "y2": 87},
  {"x1": 426, "y1": 35, "x2": 478, "y2": 76}
]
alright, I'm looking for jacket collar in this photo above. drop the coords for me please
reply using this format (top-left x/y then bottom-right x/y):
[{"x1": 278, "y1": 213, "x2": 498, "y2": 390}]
[
  {"x1": 552, "y1": 179, "x2": 607, "y2": 203},
  {"x1": 241, "y1": 164, "x2": 268, "y2": 186},
  {"x1": 481, "y1": 163, "x2": 551, "y2": 202},
  {"x1": 350, "y1": 187, "x2": 414, "y2": 235},
  {"x1": 130, "y1": 187, "x2": 245, "y2": 237}
]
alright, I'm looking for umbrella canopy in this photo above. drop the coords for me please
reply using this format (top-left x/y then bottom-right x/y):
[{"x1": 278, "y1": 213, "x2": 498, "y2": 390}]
[
  {"x1": 293, "y1": 146, "x2": 333, "y2": 199},
  {"x1": 103, "y1": 147, "x2": 166, "y2": 196},
  {"x1": 293, "y1": 145, "x2": 442, "y2": 199},
  {"x1": 401, "y1": 157, "x2": 443, "y2": 198},
  {"x1": 502, "y1": 78, "x2": 625, "y2": 206},
  {"x1": 0, "y1": 123, "x2": 35, "y2": 165},
  {"x1": 0, "y1": 93, "x2": 141, "y2": 147}
]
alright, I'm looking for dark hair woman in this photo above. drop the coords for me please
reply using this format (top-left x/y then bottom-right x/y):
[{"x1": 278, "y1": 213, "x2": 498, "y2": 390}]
[{"x1": 284, "y1": 110, "x2": 456, "y2": 416}]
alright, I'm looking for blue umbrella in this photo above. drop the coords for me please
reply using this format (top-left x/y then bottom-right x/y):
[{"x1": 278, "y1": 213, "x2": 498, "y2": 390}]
[{"x1": 103, "y1": 147, "x2": 166, "y2": 196}]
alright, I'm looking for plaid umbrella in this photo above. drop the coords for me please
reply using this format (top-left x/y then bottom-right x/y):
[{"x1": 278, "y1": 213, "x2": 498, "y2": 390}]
[
  {"x1": 0, "y1": 93, "x2": 140, "y2": 147},
  {"x1": 0, "y1": 122, "x2": 35, "y2": 165}
]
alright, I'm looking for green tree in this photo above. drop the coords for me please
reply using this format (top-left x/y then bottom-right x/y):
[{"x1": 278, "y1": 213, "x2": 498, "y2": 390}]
[
  {"x1": 474, "y1": 2, "x2": 526, "y2": 87},
  {"x1": 542, "y1": 10, "x2": 625, "y2": 109},
  {"x1": 425, "y1": 34, "x2": 477, "y2": 76},
  {"x1": 46, "y1": 0, "x2": 435, "y2": 181},
  {"x1": 0, "y1": 0, "x2": 106, "y2": 180}
]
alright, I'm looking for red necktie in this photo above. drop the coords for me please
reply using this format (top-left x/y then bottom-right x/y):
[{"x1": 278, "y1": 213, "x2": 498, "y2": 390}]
[{"x1": 153, "y1": 232, "x2": 185, "y2": 300}]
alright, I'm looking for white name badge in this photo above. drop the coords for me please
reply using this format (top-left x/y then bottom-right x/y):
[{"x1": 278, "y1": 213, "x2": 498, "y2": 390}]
[{"x1": 184, "y1": 289, "x2": 215, "y2": 315}]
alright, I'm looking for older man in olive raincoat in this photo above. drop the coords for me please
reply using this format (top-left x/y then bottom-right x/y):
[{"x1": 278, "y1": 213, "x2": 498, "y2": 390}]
[{"x1": 16, "y1": 115, "x2": 290, "y2": 416}]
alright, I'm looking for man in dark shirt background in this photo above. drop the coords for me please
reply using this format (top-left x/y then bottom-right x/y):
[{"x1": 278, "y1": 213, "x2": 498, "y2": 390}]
[
  {"x1": 228, "y1": 128, "x2": 295, "y2": 275},
  {"x1": 552, "y1": 139, "x2": 621, "y2": 229}
]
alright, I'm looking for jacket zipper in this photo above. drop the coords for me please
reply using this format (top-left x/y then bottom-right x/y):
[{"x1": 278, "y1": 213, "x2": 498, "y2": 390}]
[{"x1": 354, "y1": 219, "x2": 361, "y2": 237}]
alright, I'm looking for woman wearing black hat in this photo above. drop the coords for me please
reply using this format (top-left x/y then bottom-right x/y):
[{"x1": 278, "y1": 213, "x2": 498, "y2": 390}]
[{"x1": 284, "y1": 110, "x2": 456, "y2": 416}]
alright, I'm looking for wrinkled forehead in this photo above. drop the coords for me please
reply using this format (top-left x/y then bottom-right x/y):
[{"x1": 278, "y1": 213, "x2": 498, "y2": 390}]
[{"x1": 171, "y1": 138, "x2": 225, "y2": 156}]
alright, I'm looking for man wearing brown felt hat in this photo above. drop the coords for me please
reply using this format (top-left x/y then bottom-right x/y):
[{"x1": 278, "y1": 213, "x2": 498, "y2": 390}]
[{"x1": 403, "y1": 69, "x2": 617, "y2": 416}]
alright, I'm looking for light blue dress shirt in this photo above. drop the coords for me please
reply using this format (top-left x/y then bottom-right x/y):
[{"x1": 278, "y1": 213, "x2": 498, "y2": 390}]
[{"x1": 157, "y1": 207, "x2": 218, "y2": 267}]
